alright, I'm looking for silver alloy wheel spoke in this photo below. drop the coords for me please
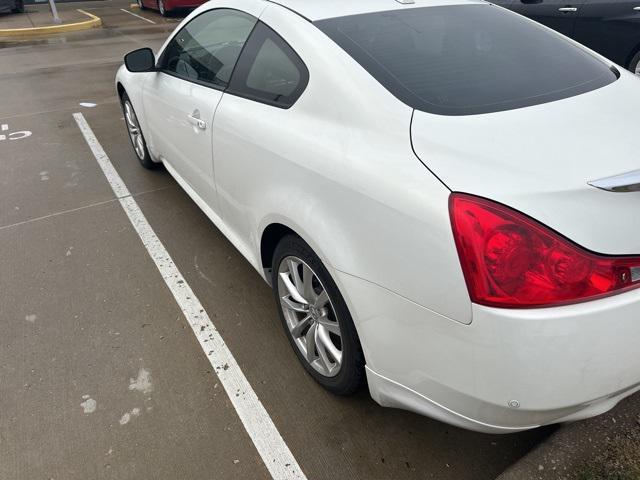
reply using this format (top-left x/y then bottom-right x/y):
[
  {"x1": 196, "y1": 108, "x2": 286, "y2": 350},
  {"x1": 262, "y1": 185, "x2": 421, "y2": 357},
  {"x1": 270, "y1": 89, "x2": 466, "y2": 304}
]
[
  {"x1": 277, "y1": 255, "x2": 344, "y2": 377},
  {"x1": 314, "y1": 290, "x2": 329, "y2": 308},
  {"x1": 291, "y1": 314, "x2": 312, "y2": 338},
  {"x1": 279, "y1": 271, "x2": 307, "y2": 305},
  {"x1": 300, "y1": 263, "x2": 316, "y2": 302},
  {"x1": 135, "y1": 136, "x2": 145, "y2": 156},
  {"x1": 287, "y1": 258, "x2": 304, "y2": 292},
  {"x1": 315, "y1": 326, "x2": 333, "y2": 372},
  {"x1": 316, "y1": 325, "x2": 341, "y2": 373},
  {"x1": 305, "y1": 322, "x2": 318, "y2": 363},
  {"x1": 124, "y1": 101, "x2": 145, "y2": 160},
  {"x1": 281, "y1": 295, "x2": 308, "y2": 313},
  {"x1": 125, "y1": 109, "x2": 136, "y2": 130},
  {"x1": 316, "y1": 314, "x2": 341, "y2": 336}
]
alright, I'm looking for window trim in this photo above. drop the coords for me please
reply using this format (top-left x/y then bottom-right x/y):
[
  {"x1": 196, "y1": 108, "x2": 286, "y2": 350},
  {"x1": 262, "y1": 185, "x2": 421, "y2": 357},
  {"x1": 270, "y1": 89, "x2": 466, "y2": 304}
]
[
  {"x1": 155, "y1": 7, "x2": 259, "y2": 91},
  {"x1": 152, "y1": 9, "x2": 310, "y2": 109},
  {"x1": 225, "y1": 21, "x2": 310, "y2": 110}
]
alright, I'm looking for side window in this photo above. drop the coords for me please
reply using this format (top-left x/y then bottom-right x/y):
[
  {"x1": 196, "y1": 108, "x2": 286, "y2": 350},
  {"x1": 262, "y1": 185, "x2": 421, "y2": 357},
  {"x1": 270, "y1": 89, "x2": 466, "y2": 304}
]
[
  {"x1": 227, "y1": 22, "x2": 309, "y2": 108},
  {"x1": 160, "y1": 9, "x2": 257, "y2": 89}
]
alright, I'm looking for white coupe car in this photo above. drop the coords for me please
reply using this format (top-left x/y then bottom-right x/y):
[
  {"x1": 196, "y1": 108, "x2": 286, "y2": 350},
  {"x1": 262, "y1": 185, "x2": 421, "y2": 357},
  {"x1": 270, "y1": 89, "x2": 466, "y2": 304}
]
[{"x1": 116, "y1": 0, "x2": 640, "y2": 433}]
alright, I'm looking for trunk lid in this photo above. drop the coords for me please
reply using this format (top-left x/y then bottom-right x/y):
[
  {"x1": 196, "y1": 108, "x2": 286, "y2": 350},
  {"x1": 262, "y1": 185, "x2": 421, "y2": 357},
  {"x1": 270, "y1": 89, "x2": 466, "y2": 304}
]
[{"x1": 411, "y1": 73, "x2": 640, "y2": 255}]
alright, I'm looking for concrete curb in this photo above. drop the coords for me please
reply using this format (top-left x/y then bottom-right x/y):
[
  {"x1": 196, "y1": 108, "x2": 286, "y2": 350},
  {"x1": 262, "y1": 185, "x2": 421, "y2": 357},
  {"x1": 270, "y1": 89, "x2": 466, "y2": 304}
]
[{"x1": 0, "y1": 9, "x2": 101, "y2": 37}]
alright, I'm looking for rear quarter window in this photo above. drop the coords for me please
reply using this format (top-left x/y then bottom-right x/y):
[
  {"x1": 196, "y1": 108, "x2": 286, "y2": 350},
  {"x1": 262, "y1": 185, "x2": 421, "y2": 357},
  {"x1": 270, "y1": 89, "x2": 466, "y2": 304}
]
[
  {"x1": 227, "y1": 22, "x2": 309, "y2": 109},
  {"x1": 316, "y1": 5, "x2": 617, "y2": 116}
]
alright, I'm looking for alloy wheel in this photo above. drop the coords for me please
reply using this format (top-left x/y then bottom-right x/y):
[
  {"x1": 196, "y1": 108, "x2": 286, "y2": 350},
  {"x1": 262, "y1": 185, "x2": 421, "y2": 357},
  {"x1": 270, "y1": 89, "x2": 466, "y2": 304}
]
[
  {"x1": 124, "y1": 101, "x2": 146, "y2": 161},
  {"x1": 277, "y1": 256, "x2": 343, "y2": 377}
]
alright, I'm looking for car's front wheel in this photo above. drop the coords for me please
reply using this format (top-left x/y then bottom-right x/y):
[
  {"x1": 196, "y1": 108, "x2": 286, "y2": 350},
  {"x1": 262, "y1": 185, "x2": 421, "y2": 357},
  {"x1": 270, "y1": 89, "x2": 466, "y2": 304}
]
[
  {"x1": 120, "y1": 93, "x2": 156, "y2": 169},
  {"x1": 137, "y1": 0, "x2": 145, "y2": 10},
  {"x1": 630, "y1": 51, "x2": 640, "y2": 76},
  {"x1": 272, "y1": 235, "x2": 365, "y2": 395}
]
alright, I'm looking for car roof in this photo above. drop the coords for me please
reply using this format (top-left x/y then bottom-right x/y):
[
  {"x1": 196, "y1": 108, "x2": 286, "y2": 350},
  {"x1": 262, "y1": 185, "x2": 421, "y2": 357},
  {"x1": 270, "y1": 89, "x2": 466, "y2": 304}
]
[{"x1": 267, "y1": 0, "x2": 484, "y2": 21}]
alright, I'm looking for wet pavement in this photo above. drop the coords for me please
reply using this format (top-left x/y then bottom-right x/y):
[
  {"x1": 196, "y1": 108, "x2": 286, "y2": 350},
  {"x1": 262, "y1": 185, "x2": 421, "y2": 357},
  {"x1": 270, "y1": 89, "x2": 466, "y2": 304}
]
[{"x1": 0, "y1": 2, "x2": 555, "y2": 479}]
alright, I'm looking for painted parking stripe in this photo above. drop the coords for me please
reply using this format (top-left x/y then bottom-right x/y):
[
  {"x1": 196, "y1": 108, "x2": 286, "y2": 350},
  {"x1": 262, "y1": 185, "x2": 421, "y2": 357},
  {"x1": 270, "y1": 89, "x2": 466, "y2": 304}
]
[
  {"x1": 73, "y1": 113, "x2": 306, "y2": 480},
  {"x1": 119, "y1": 8, "x2": 156, "y2": 24}
]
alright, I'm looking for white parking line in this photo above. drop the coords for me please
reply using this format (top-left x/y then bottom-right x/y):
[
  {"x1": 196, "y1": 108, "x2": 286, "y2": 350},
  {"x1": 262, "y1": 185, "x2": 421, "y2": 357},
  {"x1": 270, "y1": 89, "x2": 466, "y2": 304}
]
[
  {"x1": 119, "y1": 8, "x2": 156, "y2": 24},
  {"x1": 73, "y1": 113, "x2": 306, "y2": 480}
]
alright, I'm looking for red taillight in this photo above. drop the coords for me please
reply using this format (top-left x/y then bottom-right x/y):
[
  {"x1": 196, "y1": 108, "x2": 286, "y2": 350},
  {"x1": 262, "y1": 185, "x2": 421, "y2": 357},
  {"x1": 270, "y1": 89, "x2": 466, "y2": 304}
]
[{"x1": 449, "y1": 193, "x2": 640, "y2": 308}]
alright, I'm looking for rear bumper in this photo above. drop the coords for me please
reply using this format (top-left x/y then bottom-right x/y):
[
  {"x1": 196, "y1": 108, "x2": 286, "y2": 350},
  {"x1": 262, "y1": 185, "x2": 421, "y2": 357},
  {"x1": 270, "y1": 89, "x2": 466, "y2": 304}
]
[{"x1": 336, "y1": 270, "x2": 640, "y2": 433}]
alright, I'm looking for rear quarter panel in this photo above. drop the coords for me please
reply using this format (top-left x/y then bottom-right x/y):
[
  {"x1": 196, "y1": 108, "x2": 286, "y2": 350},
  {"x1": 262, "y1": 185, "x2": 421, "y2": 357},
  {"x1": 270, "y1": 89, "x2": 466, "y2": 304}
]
[{"x1": 212, "y1": 5, "x2": 473, "y2": 325}]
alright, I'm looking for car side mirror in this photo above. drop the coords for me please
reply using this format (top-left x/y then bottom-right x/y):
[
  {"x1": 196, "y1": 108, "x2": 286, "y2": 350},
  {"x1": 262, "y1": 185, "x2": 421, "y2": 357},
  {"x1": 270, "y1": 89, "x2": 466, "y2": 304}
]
[{"x1": 124, "y1": 48, "x2": 156, "y2": 73}]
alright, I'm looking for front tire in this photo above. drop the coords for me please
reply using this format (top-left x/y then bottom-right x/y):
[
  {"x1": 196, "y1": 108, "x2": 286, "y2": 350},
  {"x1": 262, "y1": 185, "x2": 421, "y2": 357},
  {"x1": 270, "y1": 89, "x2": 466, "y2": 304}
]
[
  {"x1": 630, "y1": 51, "x2": 640, "y2": 76},
  {"x1": 12, "y1": 0, "x2": 24, "y2": 13},
  {"x1": 272, "y1": 235, "x2": 365, "y2": 395},
  {"x1": 120, "y1": 93, "x2": 156, "y2": 170},
  {"x1": 137, "y1": 0, "x2": 145, "y2": 10}
]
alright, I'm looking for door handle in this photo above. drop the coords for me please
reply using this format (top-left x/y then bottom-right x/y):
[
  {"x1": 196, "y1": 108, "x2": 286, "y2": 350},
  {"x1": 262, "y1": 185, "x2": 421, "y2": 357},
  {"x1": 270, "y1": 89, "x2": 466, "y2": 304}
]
[
  {"x1": 558, "y1": 6, "x2": 578, "y2": 12},
  {"x1": 187, "y1": 114, "x2": 207, "y2": 130},
  {"x1": 634, "y1": 6, "x2": 640, "y2": 10}
]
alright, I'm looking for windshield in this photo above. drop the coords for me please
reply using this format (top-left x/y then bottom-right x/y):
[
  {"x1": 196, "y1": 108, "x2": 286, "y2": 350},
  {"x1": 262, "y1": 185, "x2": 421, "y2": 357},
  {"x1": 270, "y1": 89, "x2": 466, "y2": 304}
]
[{"x1": 315, "y1": 5, "x2": 617, "y2": 116}]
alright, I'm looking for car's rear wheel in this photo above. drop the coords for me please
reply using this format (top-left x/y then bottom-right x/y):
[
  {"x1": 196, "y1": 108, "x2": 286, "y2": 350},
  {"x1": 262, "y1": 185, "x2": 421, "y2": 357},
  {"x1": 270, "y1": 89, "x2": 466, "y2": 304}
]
[
  {"x1": 158, "y1": 0, "x2": 168, "y2": 16},
  {"x1": 12, "y1": 0, "x2": 24, "y2": 13},
  {"x1": 272, "y1": 235, "x2": 365, "y2": 395},
  {"x1": 630, "y1": 51, "x2": 640, "y2": 76},
  {"x1": 120, "y1": 93, "x2": 156, "y2": 169}
]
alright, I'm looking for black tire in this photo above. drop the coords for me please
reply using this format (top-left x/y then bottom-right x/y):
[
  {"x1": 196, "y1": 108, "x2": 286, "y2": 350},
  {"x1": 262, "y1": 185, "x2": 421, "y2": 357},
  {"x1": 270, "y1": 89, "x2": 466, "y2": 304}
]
[
  {"x1": 137, "y1": 0, "x2": 146, "y2": 10},
  {"x1": 629, "y1": 50, "x2": 640, "y2": 76},
  {"x1": 158, "y1": 0, "x2": 168, "y2": 16},
  {"x1": 120, "y1": 93, "x2": 157, "y2": 170},
  {"x1": 12, "y1": 0, "x2": 24, "y2": 13},
  {"x1": 271, "y1": 235, "x2": 365, "y2": 395}
]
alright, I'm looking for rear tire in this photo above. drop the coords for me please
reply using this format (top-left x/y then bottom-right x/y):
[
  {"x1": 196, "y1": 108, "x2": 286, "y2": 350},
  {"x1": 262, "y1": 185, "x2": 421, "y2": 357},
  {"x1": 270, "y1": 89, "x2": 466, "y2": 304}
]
[
  {"x1": 271, "y1": 235, "x2": 365, "y2": 395},
  {"x1": 629, "y1": 51, "x2": 640, "y2": 76},
  {"x1": 120, "y1": 93, "x2": 156, "y2": 170},
  {"x1": 158, "y1": 0, "x2": 168, "y2": 16}
]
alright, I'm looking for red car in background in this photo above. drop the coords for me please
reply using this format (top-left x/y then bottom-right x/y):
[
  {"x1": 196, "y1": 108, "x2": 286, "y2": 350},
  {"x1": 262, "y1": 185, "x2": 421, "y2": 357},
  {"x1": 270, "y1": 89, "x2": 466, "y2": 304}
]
[{"x1": 136, "y1": 0, "x2": 206, "y2": 17}]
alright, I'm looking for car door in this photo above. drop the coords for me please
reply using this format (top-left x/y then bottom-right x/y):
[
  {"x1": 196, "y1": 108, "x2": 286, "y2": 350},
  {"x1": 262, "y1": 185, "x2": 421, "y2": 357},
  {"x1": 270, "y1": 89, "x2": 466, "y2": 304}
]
[
  {"x1": 143, "y1": 8, "x2": 257, "y2": 212},
  {"x1": 573, "y1": 0, "x2": 640, "y2": 68},
  {"x1": 511, "y1": 0, "x2": 586, "y2": 36},
  {"x1": 211, "y1": 20, "x2": 309, "y2": 254}
]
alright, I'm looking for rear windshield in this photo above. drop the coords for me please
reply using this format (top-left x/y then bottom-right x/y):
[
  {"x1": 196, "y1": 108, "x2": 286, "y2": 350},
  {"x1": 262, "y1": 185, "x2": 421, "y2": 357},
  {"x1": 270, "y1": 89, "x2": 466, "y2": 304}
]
[{"x1": 315, "y1": 5, "x2": 617, "y2": 116}]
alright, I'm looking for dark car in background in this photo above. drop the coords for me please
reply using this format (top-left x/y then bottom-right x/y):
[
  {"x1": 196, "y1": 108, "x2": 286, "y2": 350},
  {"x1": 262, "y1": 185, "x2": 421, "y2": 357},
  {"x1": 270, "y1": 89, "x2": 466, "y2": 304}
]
[
  {"x1": 0, "y1": 0, "x2": 24, "y2": 13},
  {"x1": 493, "y1": 0, "x2": 640, "y2": 74}
]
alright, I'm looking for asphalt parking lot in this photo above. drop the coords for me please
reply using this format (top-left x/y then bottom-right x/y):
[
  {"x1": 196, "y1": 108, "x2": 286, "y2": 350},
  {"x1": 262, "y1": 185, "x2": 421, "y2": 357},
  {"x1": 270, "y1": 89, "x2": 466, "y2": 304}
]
[{"x1": 0, "y1": 2, "x2": 556, "y2": 478}]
